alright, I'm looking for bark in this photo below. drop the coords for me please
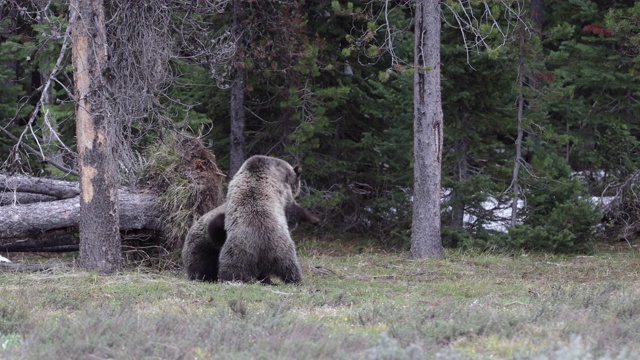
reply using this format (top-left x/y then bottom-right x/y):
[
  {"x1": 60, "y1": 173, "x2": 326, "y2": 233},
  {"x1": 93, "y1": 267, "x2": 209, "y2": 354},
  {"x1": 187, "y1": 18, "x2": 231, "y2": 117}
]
[
  {"x1": 450, "y1": 136, "x2": 469, "y2": 247},
  {"x1": 411, "y1": 0, "x2": 444, "y2": 258},
  {"x1": 229, "y1": 0, "x2": 246, "y2": 178},
  {"x1": 0, "y1": 173, "x2": 79, "y2": 199},
  {"x1": 71, "y1": 0, "x2": 122, "y2": 273},
  {"x1": 230, "y1": 67, "x2": 246, "y2": 178},
  {"x1": 0, "y1": 192, "x2": 57, "y2": 205},
  {"x1": 529, "y1": 0, "x2": 544, "y2": 92},
  {"x1": 510, "y1": 33, "x2": 526, "y2": 228},
  {"x1": 530, "y1": 0, "x2": 543, "y2": 33},
  {"x1": 1, "y1": 173, "x2": 73, "y2": 204}
]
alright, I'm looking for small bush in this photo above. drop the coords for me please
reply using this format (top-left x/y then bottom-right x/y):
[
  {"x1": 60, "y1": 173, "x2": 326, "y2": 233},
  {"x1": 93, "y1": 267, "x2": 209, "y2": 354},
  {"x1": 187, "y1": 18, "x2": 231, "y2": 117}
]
[{"x1": 500, "y1": 198, "x2": 600, "y2": 254}]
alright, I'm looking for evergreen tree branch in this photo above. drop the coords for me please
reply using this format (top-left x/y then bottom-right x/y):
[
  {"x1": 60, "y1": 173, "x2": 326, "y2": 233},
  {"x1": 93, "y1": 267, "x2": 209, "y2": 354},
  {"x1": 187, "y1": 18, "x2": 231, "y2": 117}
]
[{"x1": 3, "y1": 6, "x2": 78, "y2": 176}]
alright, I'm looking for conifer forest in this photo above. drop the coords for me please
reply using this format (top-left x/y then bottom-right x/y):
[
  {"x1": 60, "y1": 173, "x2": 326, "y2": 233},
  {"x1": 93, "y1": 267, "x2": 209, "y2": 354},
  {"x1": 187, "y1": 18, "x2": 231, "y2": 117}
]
[{"x1": 2, "y1": 0, "x2": 640, "y2": 259}]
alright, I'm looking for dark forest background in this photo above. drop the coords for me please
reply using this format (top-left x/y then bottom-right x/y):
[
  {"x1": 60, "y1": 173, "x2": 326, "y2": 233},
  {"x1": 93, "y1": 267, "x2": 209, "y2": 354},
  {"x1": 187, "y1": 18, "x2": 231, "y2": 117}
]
[{"x1": 2, "y1": 0, "x2": 640, "y2": 254}]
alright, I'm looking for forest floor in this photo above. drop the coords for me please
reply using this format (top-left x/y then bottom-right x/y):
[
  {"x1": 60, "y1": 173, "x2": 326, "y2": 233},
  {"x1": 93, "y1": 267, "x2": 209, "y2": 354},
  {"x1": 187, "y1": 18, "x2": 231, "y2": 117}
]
[{"x1": 1, "y1": 237, "x2": 640, "y2": 359}]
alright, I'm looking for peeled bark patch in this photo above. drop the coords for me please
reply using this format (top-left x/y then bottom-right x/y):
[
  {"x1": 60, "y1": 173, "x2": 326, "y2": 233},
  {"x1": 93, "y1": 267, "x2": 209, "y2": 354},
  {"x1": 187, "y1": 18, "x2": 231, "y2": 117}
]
[{"x1": 80, "y1": 165, "x2": 97, "y2": 203}]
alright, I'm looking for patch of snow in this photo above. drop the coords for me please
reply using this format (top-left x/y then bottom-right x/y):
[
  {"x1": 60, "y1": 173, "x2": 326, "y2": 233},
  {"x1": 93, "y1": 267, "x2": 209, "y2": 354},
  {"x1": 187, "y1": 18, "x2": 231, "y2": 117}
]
[
  {"x1": 590, "y1": 196, "x2": 615, "y2": 208},
  {"x1": 462, "y1": 196, "x2": 524, "y2": 232}
]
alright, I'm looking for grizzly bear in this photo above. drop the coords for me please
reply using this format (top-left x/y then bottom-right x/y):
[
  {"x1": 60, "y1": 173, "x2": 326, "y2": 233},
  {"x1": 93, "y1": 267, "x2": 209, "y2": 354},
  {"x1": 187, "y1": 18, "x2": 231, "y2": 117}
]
[
  {"x1": 218, "y1": 155, "x2": 309, "y2": 284},
  {"x1": 182, "y1": 201, "x2": 319, "y2": 282},
  {"x1": 182, "y1": 204, "x2": 226, "y2": 282}
]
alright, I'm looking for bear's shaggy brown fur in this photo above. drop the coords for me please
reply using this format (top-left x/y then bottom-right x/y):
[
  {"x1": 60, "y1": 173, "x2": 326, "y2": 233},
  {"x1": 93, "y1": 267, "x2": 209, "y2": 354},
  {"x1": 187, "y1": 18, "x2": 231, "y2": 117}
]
[
  {"x1": 182, "y1": 201, "x2": 319, "y2": 282},
  {"x1": 182, "y1": 204, "x2": 226, "y2": 281},
  {"x1": 218, "y1": 155, "x2": 308, "y2": 284}
]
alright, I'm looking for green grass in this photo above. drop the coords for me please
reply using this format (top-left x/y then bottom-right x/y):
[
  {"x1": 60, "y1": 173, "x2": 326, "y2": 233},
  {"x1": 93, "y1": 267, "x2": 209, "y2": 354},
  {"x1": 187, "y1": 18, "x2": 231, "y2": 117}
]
[{"x1": 2, "y1": 239, "x2": 640, "y2": 359}]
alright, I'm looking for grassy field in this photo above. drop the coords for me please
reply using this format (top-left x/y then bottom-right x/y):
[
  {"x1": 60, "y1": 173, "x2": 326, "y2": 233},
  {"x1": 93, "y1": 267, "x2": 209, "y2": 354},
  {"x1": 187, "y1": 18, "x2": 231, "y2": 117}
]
[{"x1": 1, "y1": 238, "x2": 640, "y2": 359}]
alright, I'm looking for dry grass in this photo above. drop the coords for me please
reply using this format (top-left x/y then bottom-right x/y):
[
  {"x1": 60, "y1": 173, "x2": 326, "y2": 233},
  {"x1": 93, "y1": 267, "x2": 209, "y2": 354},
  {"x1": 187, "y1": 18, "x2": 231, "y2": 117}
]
[{"x1": 1, "y1": 239, "x2": 640, "y2": 359}]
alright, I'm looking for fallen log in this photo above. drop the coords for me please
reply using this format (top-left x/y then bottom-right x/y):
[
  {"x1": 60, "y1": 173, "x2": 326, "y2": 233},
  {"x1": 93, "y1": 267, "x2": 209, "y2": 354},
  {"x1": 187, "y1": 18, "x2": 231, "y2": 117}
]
[
  {"x1": 0, "y1": 190, "x2": 165, "y2": 252},
  {"x1": 0, "y1": 191, "x2": 57, "y2": 205},
  {"x1": 0, "y1": 173, "x2": 80, "y2": 199},
  {"x1": 1, "y1": 173, "x2": 78, "y2": 205},
  {"x1": 0, "y1": 228, "x2": 79, "y2": 252}
]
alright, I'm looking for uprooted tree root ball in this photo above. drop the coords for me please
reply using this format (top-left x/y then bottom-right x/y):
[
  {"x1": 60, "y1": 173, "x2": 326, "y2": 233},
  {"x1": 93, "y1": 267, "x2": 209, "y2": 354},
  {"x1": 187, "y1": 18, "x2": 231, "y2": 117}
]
[{"x1": 142, "y1": 133, "x2": 225, "y2": 254}]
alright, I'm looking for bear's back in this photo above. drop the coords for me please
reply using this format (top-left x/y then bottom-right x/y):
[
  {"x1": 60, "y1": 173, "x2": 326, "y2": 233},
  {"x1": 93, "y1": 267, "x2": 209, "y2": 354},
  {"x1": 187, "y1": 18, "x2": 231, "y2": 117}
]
[{"x1": 225, "y1": 155, "x2": 295, "y2": 240}]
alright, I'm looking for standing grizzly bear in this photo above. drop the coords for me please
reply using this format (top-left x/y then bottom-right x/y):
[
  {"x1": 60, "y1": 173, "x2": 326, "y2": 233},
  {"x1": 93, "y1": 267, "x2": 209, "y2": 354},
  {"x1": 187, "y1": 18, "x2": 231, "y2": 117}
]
[
  {"x1": 182, "y1": 201, "x2": 319, "y2": 282},
  {"x1": 218, "y1": 155, "x2": 308, "y2": 284}
]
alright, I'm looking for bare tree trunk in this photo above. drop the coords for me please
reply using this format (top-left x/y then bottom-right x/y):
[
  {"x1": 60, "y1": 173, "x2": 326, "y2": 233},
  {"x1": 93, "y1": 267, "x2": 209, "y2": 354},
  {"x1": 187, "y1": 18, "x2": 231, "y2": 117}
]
[
  {"x1": 229, "y1": 0, "x2": 246, "y2": 178},
  {"x1": 529, "y1": 0, "x2": 543, "y2": 92},
  {"x1": 230, "y1": 68, "x2": 246, "y2": 178},
  {"x1": 510, "y1": 33, "x2": 526, "y2": 228},
  {"x1": 450, "y1": 136, "x2": 468, "y2": 247},
  {"x1": 411, "y1": 0, "x2": 444, "y2": 258},
  {"x1": 71, "y1": 0, "x2": 122, "y2": 273}
]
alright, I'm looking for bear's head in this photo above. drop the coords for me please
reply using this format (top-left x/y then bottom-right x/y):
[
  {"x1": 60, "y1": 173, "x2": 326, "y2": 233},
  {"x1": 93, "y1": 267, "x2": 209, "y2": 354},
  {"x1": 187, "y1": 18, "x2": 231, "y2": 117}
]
[{"x1": 239, "y1": 155, "x2": 302, "y2": 198}]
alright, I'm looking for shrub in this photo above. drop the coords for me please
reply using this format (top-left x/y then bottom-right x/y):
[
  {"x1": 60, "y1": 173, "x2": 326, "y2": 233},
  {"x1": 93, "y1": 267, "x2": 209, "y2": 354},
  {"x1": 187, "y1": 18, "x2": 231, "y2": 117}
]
[{"x1": 497, "y1": 198, "x2": 600, "y2": 254}]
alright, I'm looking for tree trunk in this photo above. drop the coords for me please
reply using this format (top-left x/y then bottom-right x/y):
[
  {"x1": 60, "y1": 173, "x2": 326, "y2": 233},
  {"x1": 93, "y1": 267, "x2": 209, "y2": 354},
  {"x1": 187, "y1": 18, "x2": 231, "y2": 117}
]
[
  {"x1": 411, "y1": 0, "x2": 444, "y2": 258},
  {"x1": 450, "y1": 136, "x2": 469, "y2": 247},
  {"x1": 529, "y1": 0, "x2": 544, "y2": 93},
  {"x1": 71, "y1": 0, "x2": 122, "y2": 273},
  {"x1": 530, "y1": 0, "x2": 543, "y2": 33},
  {"x1": 230, "y1": 67, "x2": 246, "y2": 178},
  {"x1": 229, "y1": 0, "x2": 246, "y2": 178},
  {"x1": 510, "y1": 33, "x2": 526, "y2": 228}
]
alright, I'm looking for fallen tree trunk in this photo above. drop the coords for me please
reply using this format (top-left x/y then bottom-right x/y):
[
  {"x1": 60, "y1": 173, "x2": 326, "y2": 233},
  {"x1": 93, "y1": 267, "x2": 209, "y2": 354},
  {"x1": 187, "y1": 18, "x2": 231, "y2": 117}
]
[
  {"x1": 0, "y1": 228, "x2": 80, "y2": 252},
  {"x1": 0, "y1": 187, "x2": 164, "y2": 252},
  {"x1": 0, "y1": 173, "x2": 80, "y2": 199},
  {"x1": 0, "y1": 190, "x2": 162, "y2": 237},
  {"x1": 1, "y1": 173, "x2": 78, "y2": 206},
  {"x1": 0, "y1": 192, "x2": 57, "y2": 205}
]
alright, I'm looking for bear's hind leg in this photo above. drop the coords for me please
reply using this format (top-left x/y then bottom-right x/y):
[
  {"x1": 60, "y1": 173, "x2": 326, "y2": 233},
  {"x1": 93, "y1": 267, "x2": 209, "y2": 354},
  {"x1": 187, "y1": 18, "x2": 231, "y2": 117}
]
[
  {"x1": 218, "y1": 251, "x2": 260, "y2": 283},
  {"x1": 273, "y1": 258, "x2": 302, "y2": 284}
]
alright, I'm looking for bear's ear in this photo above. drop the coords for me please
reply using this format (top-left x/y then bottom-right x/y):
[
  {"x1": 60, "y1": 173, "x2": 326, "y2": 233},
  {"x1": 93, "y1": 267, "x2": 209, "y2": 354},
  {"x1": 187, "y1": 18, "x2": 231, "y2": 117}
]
[{"x1": 293, "y1": 165, "x2": 302, "y2": 178}]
